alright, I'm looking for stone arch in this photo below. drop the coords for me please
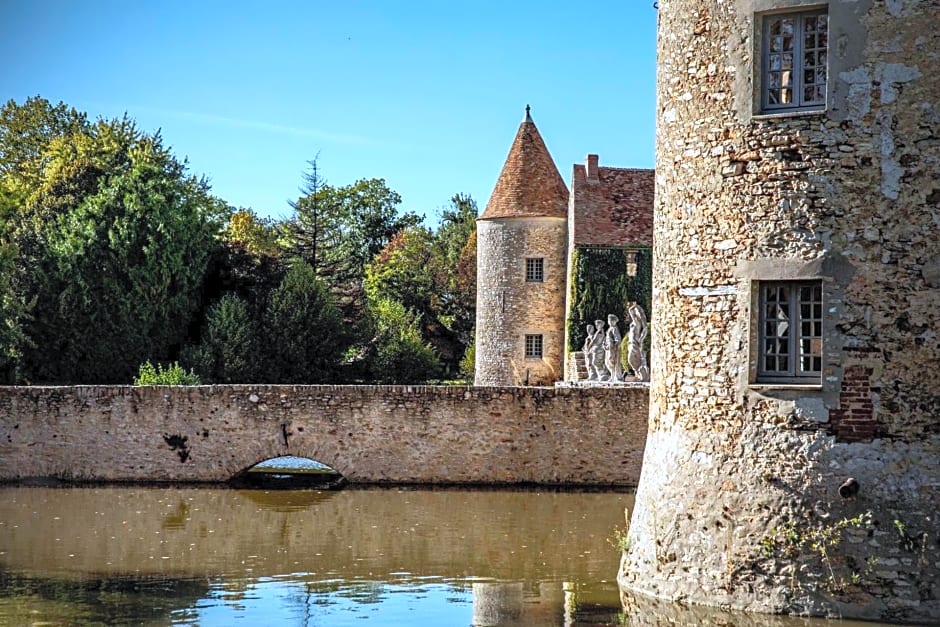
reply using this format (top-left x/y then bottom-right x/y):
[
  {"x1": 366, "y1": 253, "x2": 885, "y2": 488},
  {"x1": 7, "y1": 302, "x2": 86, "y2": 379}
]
[{"x1": 230, "y1": 454, "x2": 346, "y2": 489}]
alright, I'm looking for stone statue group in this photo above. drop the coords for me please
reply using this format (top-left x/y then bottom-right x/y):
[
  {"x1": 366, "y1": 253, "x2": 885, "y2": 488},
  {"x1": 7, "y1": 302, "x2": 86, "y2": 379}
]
[{"x1": 582, "y1": 303, "x2": 649, "y2": 382}]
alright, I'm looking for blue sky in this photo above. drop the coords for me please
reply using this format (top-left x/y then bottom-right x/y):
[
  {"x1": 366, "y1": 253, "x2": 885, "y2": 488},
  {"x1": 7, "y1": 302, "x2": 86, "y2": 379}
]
[{"x1": 1, "y1": 1, "x2": 658, "y2": 223}]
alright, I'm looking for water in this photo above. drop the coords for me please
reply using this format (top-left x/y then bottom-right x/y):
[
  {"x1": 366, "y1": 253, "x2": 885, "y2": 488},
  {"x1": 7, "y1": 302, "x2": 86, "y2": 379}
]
[
  {"x1": 0, "y1": 486, "x2": 903, "y2": 626},
  {"x1": 0, "y1": 486, "x2": 629, "y2": 625}
]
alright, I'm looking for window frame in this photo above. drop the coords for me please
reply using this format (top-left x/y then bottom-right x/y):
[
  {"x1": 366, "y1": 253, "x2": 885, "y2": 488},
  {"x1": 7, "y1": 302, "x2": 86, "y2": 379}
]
[
  {"x1": 524, "y1": 334, "x2": 544, "y2": 359},
  {"x1": 757, "y1": 280, "x2": 823, "y2": 383},
  {"x1": 525, "y1": 257, "x2": 544, "y2": 283},
  {"x1": 760, "y1": 8, "x2": 828, "y2": 113}
]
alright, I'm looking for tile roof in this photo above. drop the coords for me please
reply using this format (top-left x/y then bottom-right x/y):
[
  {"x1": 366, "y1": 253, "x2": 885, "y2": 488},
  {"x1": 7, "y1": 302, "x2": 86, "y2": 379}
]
[
  {"x1": 479, "y1": 108, "x2": 569, "y2": 220},
  {"x1": 570, "y1": 160, "x2": 654, "y2": 247}
]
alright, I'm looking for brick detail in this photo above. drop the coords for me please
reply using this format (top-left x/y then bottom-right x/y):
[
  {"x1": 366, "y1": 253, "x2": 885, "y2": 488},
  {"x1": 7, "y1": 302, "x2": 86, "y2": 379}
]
[{"x1": 828, "y1": 364, "x2": 878, "y2": 442}]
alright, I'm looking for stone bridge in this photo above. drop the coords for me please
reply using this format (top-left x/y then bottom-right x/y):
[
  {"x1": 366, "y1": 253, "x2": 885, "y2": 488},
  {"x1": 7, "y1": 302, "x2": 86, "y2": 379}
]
[{"x1": 0, "y1": 384, "x2": 648, "y2": 486}]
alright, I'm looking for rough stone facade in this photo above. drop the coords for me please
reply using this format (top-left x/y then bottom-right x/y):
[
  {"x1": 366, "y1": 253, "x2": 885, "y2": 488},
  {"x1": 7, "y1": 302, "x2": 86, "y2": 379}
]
[
  {"x1": 0, "y1": 385, "x2": 648, "y2": 486},
  {"x1": 619, "y1": 0, "x2": 940, "y2": 623},
  {"x1": 475, "y1": 110, "x2": 570, "y2": 386},
  {"x1": 475, "y1": 218, "x2": 567, "y2": 386}
]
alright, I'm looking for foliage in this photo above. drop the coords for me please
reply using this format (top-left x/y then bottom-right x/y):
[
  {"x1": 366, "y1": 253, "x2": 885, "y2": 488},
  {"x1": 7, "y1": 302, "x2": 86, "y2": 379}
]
[
  {"x1": 759, "y1": 511, "x2": 875, "y2": 592},
  {"x1": 261, "y1": 261, "x2": 347, "y2": 383},
  {"x1": 459, "y1": 341, "x2": 475, "y2": 382},
  {"x1": 361, "y1": 194, "x2": 478, "y2": 378},
  {"x1": 0, "y1": 96, "x2": 89, "y2": 213},
  {"x1": 184, "y1": 293, "x2": 258, "y2": 383},
  {"x1": 0, "y1": 240, "x2": 29, "y2": 383},
  {"x1": 223, "y1": 208, "x2": 282, "y2": 257},
  {"x1": 368, "y1": 298, "x2": 441, "y2": 383},
  {"x1": 134, "y1": 361, "x2": 201, "y2": 385},
  {"x1": 567, "y1": 246, "x2": 652, "y2": 355},
  {"x1": 364, "y1": 226, "x2": 436, "y2": 318},
  {"x1": 431, "y1": 194, "x2": 477, "y2": 347},
  {"x1": 8, "y1": 114, "x2": 219, "y2": 383},
  {"x1": 286, "y1": 161, "x2": 420, "y2": 321}
]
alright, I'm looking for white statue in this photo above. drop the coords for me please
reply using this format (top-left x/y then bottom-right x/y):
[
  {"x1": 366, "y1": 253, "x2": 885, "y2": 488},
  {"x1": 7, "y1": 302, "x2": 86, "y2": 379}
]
[
  {"x1": 582, "y1": 323, "x2": 596, "y2": 380},
  {"x1": 626, "y1": 303, "x2": 650, "y2": 381},
  {"x1": 587, "y1": 319, "x2": 607, "y2": 380},
  {"x1": 604, "y1": 314, "x2": 623, "y2": 382}
]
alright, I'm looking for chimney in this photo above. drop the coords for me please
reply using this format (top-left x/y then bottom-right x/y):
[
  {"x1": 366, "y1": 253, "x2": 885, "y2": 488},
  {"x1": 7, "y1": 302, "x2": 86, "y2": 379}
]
[{"x1": 586, "y1": 154, "x2": 599, "y2": 181}]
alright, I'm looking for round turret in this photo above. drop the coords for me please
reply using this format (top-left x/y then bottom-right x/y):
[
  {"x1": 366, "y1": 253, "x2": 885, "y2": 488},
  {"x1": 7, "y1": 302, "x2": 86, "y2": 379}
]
[
  {"x1": 619, "y1": 1, "x2": 940, "y2": 622},
  {"x1": 475, "y1": 108, "x2": 569, "y2": 386}
]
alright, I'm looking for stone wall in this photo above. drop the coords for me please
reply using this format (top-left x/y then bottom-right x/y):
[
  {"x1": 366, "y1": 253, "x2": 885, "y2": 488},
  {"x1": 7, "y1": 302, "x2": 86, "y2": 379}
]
[
  {"x1": 475, "y1": 217, "x2": 567, "y2": 386},
  {"x1": 620, "y1": 0, "x2": 940, "y2": 623},
  {"x1": 0, "y1": 384, "x2": 648, "y2": 486}
]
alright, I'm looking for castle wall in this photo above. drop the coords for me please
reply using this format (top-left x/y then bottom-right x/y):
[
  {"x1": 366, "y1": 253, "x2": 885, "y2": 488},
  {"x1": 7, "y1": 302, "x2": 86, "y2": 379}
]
[
  {"x1": 475, "y1": 217, "x2": 567, "y2": 386},
  {"x1": 0, "y1": 384, "x2": 648, "y2": 486},
  {"x1": 620, "y1": 0, "x2": 940, "y2": 622}
]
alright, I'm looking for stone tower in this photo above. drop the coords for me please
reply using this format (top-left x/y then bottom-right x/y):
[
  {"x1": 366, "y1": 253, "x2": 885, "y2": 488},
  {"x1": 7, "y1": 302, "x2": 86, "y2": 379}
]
[
  {"x1": 620, "y1": 0, "x2": 940, "y2": 623},
  {"x1": 475, "y1": 107, "x2": 569, "y2": 386}
]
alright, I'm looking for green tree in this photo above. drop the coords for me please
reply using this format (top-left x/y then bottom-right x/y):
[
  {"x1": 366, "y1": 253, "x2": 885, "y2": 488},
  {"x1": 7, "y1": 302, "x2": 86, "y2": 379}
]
[
  {"x1": 0, "y1": 241, "x2": 29, "y2": 383},
  {"x1": 223, "y1": 208, "x2": 282, "y2": 257},
  {"x1": 364, "y1": 226, "x2": 436, "y2": 318},
  {"x1": 431, "y1": 193, "x2": 477, "y2": 346},
  {"x1": 0, "y1": 96, "x2": 89, "y2": 216},
  {"x1": 9, "y1": 115, "x2": 219, "y2": 382},
  {"x1": 261, "y1": 261, "x2": 347, "y2": 383},
  {"x1": 184, "y1": 293, "x2": 258, "y2": 383},
  {"x1": 368, "y1": 298, "x2": 441, "y2": 383},
  {"x1": 286, "y1": 163, "x2": 420, "y2": 319}
]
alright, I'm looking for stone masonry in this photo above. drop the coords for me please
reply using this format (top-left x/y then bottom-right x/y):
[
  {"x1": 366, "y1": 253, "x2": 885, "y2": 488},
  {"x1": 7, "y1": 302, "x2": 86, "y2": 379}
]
[
  {"x1": 0, "y1": 384, "x2": 648, "y2": 486},
  {"x1": 619, "y1": 0, "x2": 940, "y2": 624},
  {"x1": 475, "y1": 109, "x2": 570, "y2": 386}
]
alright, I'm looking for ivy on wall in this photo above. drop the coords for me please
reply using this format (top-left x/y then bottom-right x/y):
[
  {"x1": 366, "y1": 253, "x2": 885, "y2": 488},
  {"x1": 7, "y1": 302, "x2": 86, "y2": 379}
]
[{"x1": 567, "y1": 246, "x2": 652, "y2": 354}]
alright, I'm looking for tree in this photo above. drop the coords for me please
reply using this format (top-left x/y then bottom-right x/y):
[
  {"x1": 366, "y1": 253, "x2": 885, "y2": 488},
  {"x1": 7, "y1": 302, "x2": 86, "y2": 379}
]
[
  {"x1": 9, "y1": 114, "x2": 219, "y2": 382},
  {"x1": 364, "y1": 226, "x2": 436, "y2": 319},
  {"x1": 431, "y1": 194, "x2": 478, "y2": 347},
  {"x1": 261, "y1": 261, "x2": 347, "y2": 383},
  {"x1": 286, "y1": 163, "x2": 420, "y2": 320},
  {"x1": 0, "y1": 240, "x2": 28, "y2": 383},
  {"x1": 224, "y1": 208, "x2": 282, "y2": 257},
  {"x1": 184, "y1": 293, "x2": 258, "y2": 383},
  {"x1": 368, "y1": 298, "x2": 441, "y2": 383},
  {"x1": 0, "y1": 96, "x2": 89, "y2": 216}
]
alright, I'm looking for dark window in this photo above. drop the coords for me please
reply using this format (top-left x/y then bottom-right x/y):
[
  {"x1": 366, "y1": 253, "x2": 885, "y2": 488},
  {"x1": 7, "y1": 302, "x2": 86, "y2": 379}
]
[
  {"x1": 762, "y1": 10, "x2": 828, "y2": 112},
  {"x1": 525, "y1": 258, "x2": 544, "y2": 282},
  {"x1": 758, "y1": 281, "x2": 823, "y2": 382},
  {"x1": 524, "y1": 334, "x2": 543, "y2": 359}
]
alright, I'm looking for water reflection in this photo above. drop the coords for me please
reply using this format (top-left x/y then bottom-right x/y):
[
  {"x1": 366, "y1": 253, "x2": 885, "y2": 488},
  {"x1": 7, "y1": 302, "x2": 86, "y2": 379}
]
[
  {"x1": 0, "y1": 487, "x2": 904, "y2": 626},
  {"x1": 0, "y1": 487, "x2": 627, "y2": 625}
]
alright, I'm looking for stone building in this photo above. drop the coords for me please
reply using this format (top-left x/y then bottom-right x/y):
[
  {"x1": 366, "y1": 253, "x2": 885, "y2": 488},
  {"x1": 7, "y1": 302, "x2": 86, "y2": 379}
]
[
  {"x1": 619, "y1": 0, "x2": 940, "y2": 623},
  {"x1": 474, "y1": 108, "x2": 654, "y2": 386}
]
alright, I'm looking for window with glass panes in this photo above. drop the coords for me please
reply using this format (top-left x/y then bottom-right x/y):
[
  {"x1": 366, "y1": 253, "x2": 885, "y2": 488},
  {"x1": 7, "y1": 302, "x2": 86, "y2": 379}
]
[
  {"x1": 525, "y1": 258, "x2": 544, "y2": 282},
  {"x1": 762, "y1": 10, "x2": 828, "y2": 111},
  {"x1": 758, "y1": 281, "x2": 823, "y2": 381},
  {"x1": 524, "y1": 334, "x2": 543, "y2": 359}
]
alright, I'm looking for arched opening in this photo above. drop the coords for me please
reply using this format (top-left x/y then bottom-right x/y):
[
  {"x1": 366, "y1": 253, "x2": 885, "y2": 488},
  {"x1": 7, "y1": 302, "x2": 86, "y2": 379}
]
[{"x1": 231, "y1": 456, "x2": 345, "y2": 489}]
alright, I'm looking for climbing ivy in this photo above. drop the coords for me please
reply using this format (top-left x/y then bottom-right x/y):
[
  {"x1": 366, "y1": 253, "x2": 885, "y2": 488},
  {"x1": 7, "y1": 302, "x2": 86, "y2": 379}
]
[{"x1": 567, "y1": 246, "x2": 652, "y2": 354}]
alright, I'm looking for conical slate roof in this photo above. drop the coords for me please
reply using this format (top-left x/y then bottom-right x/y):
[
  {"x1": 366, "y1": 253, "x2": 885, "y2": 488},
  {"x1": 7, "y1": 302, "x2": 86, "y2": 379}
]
[{"x1": 479, "y1": 106, "x2": 569, "y2": 220}]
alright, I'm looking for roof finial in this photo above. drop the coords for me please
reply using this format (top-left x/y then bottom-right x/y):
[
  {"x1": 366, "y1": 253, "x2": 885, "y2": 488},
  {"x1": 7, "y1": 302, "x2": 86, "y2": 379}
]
[{"x1": 525, "y1": 104, "x2": 532, "y2": 122}]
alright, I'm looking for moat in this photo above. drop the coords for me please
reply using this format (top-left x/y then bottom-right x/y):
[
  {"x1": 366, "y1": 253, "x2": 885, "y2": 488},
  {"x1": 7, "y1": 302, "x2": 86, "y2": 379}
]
[{"x1": 0, "y1": 486, "x2": 901, "y2": 626}]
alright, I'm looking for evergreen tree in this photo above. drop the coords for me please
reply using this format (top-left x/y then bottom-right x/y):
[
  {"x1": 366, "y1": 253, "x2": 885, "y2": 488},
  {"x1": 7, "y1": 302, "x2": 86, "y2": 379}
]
[{"x1": 261, "y1": 261, "x2": 347, "y2": 383}]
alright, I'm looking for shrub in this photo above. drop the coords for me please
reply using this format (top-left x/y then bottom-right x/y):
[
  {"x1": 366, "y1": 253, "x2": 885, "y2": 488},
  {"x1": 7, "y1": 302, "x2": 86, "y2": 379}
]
[{"x1": 134, "y1": 361, "x2": 201, "y2": 386}]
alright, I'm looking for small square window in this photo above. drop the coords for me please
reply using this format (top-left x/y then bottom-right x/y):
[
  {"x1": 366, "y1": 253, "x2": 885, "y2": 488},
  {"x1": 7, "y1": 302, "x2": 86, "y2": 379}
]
[
  {"x1": 757, "y1": 280, "x2": 822, "y2": 382},
  {"x1": 525, "y1": 258, "x2": 544, "y2": 282},
  {"x1": 761, "y1": 10, "x2": 827, "y2": 112},
  {"x1": 525, "y1": 334, "x2": 543, "y2": 359}
]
